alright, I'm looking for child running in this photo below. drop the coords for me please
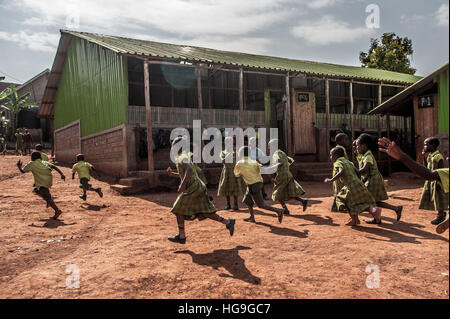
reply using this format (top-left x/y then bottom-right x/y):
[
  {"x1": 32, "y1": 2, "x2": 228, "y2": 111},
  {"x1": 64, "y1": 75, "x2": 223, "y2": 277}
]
[
  {"x1": 356, "y1": 134, "x2": 403, "y2": 223},
  {"x1": 378, "y1": 137, "x2": 449, "y2": 234},
  {"x1": 189, "y1": 142, "x2": 213, "y2": 202},
  {"x1": 166, "y1": 137, "x2": 235, "y2": 244},
  {"x1": 218, "y1": 136, "x2": 246, "y2": 210},
  {"x1": 17, "y1": 151, "x2": 65, "y2": 220},
  {"x1": 270, "y1": 140, "x2": 308, "y2": 215},
  {"x1": 331, "y1": 133, "x2": 350, "y2": 211},
  {"x1": 234, "y1": 146, "x2": 285, "y2": 223},
  {"x1": 35, "y1": 144, "x2": 49, "y2": 161},
  {"x1": 72, "y1": 154, "x2": 103, "y2": 201},
  {"x1": 324, "y1": 147, "x2": 382, "y2": 226},
  {"x1": 418, "y1": 137, "x2": 448, "y2": 225}
]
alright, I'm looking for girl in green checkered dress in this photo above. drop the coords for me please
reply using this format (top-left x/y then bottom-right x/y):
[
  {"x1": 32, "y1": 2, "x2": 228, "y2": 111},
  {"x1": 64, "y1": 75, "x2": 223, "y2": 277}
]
[
  {"x1": 419, "y1": 137, "x2": 449, "y2": 225},
  {"x1": 167, "y1": 137, "x2": 235, "y2": 244},
  {"x1": 324, "y1": 147, "x2": 381, "y2": 226},
  {"x1": 356, "y1": 134, "x2": 403, "y2": 223},
  {"x1": 218, "y1": 137, "x2": 246, "y2": 210},
  {"x1": 271, "y1": 148, "x2": 308, "y2": 215}
]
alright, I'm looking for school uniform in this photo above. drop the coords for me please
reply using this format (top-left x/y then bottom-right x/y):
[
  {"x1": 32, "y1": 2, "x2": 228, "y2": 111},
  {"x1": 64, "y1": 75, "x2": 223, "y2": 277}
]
[
  {"x1": 0, "y1": 137, "x2": 6, "y2": 154},
  {"x1": 217, "y1": 150, "x2": 246, "y2": 197},
  {"x1": 333, "y1": 157, "x2": 376, "y2": 215},
  {"x1": 22, "y1": 159, "x2": 53, "y2": 201},
  {"x1": 234, "y1": 156, "x2": 265, "y2": 207},
  {"x1": 72, "y1": 161, "x2": 94, "y2": 191},
  {"x1": 358, "y1": 150, "x2": 388, "y2": 202},
  {"x1": 419, "y1": 151, "x2": 449, "y2": 211},
  {"x1": 15, "y1": 133, "x2": 23, "y2": 152},
  {"x1": 171, "y1": 153, "x2": 216, "y2": 219},
  {"x1": 39, "y1": 151, "x2": 49, "y2": 162},
  {"x1": 189, "y1": 152, "x2": 207, "y2": 185},
  {"x1": 271, "y1": 149, "x2": 305, "y2": 201}
]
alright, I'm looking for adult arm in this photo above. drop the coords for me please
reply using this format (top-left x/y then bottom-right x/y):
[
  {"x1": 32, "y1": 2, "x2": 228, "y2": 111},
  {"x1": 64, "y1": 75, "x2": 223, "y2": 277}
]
[{"x1": 378, "y1": 138, "x2": 440, "y2": 181}]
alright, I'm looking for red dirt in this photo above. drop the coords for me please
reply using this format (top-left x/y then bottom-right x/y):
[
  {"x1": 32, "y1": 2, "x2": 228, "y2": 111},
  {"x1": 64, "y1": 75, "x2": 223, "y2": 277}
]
[{"x1": 0, "y1": 155, "x2": 448, "y2": 299}]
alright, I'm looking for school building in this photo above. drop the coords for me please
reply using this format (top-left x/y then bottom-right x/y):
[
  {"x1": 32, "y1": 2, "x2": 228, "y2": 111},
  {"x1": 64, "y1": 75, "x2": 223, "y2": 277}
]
[
  {"x1": 38, "y1": 30, "x2": 423, "y2": 191},
  {"x1": 371, "y1": 63, "x2": 449, "y2": 162}
]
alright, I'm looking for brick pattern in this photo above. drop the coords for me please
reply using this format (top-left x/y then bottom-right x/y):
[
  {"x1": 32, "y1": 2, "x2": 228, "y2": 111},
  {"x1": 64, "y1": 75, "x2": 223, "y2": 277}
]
[
  {"x1": 54, "y1": 121, "x2": 81, "y2": 163},
  {"x1": 81, "y1": 128, "x2": 125, "y2": 163}
]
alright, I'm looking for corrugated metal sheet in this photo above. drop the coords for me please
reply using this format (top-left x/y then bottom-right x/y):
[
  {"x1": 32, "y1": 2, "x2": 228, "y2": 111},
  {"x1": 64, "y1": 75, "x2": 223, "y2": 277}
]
[
  {"x1": 438, "y1": 68, "x2": 449, "y2": 133},
  {"x1": 53, "y1": 37, "x2": 128, "y2": 136},
  {"x1": 370, "y1": 63, "x2": 449, "y2": 116},
  {"x1": 62, "y1": 30, "x2": 421, "y2": 84}
]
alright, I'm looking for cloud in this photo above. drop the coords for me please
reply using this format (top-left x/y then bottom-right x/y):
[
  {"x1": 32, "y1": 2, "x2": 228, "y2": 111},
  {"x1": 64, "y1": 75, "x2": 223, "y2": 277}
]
[
  {"x1": 0, "y1": 31, "x2": 59, "y2": 52},
  {"x1": 290, "y1": 15, "x2": 372, "y2": 45},
  {"x1": 307, "y1": 0, "x2": 341, "y2": 9},
  {"x1": 436, "y1": 4, "x2": 449, "y2": 26},
  {"x1": 10, "y1": 0, "x2": 292, "y2": 36}
]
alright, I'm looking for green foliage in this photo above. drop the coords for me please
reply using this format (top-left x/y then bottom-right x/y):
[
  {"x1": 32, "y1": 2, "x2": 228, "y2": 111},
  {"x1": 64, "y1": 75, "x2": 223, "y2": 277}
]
[
  {"x1": 0, "y1": 84, "x2": 36, "y2": 134},
  {"x1": 360, "y1": 33, "x2": 416, "y2": 75}
]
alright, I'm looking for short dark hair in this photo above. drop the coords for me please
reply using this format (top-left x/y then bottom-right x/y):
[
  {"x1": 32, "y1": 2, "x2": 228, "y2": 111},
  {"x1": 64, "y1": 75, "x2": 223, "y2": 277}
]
[
  {"x1": 358, "y1": 133, "x2": 375, "y2": 150},
  {"x1": 76, "y1": 153, "x2": 85, "y2": 161},
  {"x1": 31, "y1": 151, "x2": 42, "y2": 161},
  {"x1": 331, "y1": 146, "x2": 345, "y2": 159},
  {"x1": 35, "y1": 144, "x2": 43, "y2": 151},
  {"x1": 335, "y1": 133, "x2": 348, "y2": 144},
  {"x1": 426, "y1": 137, "x2": 440, "y2": 147}
]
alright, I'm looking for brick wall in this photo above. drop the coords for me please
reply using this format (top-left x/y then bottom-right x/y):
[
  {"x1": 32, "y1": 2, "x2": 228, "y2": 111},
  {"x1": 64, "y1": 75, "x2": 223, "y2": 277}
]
[
  {"x1": 80, "y1": 125, "x2": 128, "y2": 177},
  {"x1": 54, "y1": 120, "x2": 81, "y2": 164}
]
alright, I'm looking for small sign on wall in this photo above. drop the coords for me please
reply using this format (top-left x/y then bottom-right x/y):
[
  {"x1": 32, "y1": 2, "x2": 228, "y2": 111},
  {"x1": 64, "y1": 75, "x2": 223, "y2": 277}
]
[
  {"x1": 418, "y1": 95, "x2": 434, "y2": 108},
  {"x1": 297, "y1": 93, "x2": 310, "y2": 103}
]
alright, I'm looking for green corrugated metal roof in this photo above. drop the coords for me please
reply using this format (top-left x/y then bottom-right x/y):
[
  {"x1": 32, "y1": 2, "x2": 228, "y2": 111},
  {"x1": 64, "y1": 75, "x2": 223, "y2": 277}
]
[{"x1": 61, "y1": 30, "x2": 422, "y2": 85}]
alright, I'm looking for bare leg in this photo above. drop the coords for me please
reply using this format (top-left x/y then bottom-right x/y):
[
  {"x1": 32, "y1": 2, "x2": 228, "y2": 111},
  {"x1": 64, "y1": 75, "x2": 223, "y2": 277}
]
[
  {"x1": 233, "y1": 196, "x2": 239, "y2": 210},
  {"x1": 225, "y1": 196, "x2": 231, "y2": 210},
  {"x1": 376, "y1": 201, "x2": 402, "y2": 221},
  {"x1": 431, "y1": 210, "x2": 447, "y2": 225},
  {"x1": 296, "y1": 197, "x2": 308, "y2": 212},
  {"x1": 200, "y1": 213, "x2": 235, "y2": 236},
  {"x1": 245, "y1": 205, "x2": 256, "y2": 222},
  {"x1": 365, "y1": 206, "x2": 382, "y2": 224},
  {"x1": 279, "y1": 201, "x2": 290, "y2": 215},
  {"x1": 259, "y1": 204, "x2": 284, "y2": 223}
]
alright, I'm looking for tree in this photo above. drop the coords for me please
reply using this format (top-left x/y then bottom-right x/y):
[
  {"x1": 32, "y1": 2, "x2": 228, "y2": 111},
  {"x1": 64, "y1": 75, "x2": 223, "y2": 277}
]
[
  {"x1": 0, "y1": 84, "x2": 35, "y2": 137},
  {"x1": 359, "y1": 33, "x2": 416, "y2": 75}
]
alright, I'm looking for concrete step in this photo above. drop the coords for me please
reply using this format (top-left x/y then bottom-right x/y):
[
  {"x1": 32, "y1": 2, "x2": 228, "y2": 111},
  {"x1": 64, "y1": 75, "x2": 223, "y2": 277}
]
[
  {"x1": 119, "y1": 177, "x2": 149, "y2": 187},
  {"x1": 110, "y1": 184, "x2": 133, "y2": 195}
]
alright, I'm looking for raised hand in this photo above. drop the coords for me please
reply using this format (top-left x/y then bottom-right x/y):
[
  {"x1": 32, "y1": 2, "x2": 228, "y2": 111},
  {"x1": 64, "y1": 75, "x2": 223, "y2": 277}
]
[{"x1": 378, "y1": 137, "x2": 404, "y2": 160}]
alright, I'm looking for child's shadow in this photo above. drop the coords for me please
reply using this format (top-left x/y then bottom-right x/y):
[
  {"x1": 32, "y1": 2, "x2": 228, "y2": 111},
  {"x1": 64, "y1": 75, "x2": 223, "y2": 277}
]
[
  {"x1": 254, "y1": 220, "x2": 309, "y2": 239},
  {"x1": 29, "y1": 219, "x2": 77, "y2": 229},
  {"x1": 80, "y1": 203, "x2": 109, "y2": 211},
  {"x1": 175, "y1": 245, "x2": 261, "y2": 285}
]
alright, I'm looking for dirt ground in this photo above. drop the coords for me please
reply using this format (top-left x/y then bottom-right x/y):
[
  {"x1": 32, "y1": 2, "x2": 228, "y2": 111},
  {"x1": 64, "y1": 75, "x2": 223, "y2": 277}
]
[{"x1": 0, "y1": 155, "x2": 448, "y2": 299}]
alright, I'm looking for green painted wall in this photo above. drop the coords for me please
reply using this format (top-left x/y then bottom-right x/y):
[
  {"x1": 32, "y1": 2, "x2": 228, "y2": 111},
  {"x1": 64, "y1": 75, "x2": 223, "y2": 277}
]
[
  {"x1": 54, "y1": 37, "x2": 128, "y2": 136},
  {"x1": 438, "y1": 69, "x2": 449, "y2": 133}
]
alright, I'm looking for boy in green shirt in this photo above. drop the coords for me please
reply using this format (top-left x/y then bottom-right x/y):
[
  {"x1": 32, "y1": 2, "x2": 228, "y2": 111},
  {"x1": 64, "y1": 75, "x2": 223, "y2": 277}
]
[
  {"x1": 17, "y1": 152, "x2": 65, "y2": 220},
  {"x1": 72, "y1": 154, "x2": 103, "y2": 201},
  {"x1": 35, "y1": 144, "x2": 49, "y2": 162}
]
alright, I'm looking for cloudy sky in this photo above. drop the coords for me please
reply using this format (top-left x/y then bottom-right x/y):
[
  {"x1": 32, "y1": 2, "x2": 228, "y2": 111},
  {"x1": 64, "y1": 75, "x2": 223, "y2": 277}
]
[{"x1": 0, "y1": 0, "x2": 448, "y2": 84}]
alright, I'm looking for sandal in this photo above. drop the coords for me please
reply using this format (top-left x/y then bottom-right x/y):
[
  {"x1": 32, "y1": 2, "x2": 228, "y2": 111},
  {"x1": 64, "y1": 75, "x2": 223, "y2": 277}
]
[
  {"x1": 244, "y1": 216, "x2": 255, "y2": 223},
  {"x1": 366, "y1": 218, "x2": 382, "y2": 225}
]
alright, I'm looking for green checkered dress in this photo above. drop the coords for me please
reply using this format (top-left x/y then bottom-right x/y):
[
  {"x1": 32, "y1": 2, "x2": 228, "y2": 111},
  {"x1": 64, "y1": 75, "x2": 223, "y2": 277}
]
[
  {"x1": 171, "y1": 153, "x2": 216, "y2": 219},
  {"x1": 419, "y1": 151, "x2": 449, "y2": 211},
  {"x1": 218, "y1": 151, "x2": 246, "y2": 197},
  {"x1": 358, "y1": 150, "x2": 388, "y2": 202},
  {"x1": 189, "y1": 152, "x2": 207, "y2": 185},
  {"x1": 334, "y1": 157, "x2": 376, "y2": 215},
  {"x1": 271, "y1": 150, "x2": 305, "y2": 201}
]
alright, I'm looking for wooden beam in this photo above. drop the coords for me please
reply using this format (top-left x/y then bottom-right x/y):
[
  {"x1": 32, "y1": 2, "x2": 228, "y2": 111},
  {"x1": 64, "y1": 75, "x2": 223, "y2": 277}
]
[
  {"x1": 349, "y1": 80, "x2": 355, "y2": 161},
  {"x1": 377, "y1": 83, "x2": 383, "y2": 161},
  {"x1": 386, "y1": 114, "x2": 392, "y2": 176},
  {"x1": 196, "y1": 66, "x2": 205, "y2": 169},
  {"x1": 239, "y1": 67, "x2": 244, "y2": 127},
  {"x1": 325, "y1": 78, "x2": 330, "y2": 156},
  {"x1": 285, "y1": 73, "x2": 292, "y2": 156},
  {"x1": 143, "y1": 59, "x2": 154, "y2": 172}
]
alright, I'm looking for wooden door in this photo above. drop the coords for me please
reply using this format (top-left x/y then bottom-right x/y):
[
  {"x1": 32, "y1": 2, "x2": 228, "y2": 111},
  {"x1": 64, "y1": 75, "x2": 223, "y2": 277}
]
[
  {"x1": 413, "y1": 93, "x2": 439, "y2": 162},
  {"x1": 292, "y1": 90, "x2": 316, "y2": 154}
]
